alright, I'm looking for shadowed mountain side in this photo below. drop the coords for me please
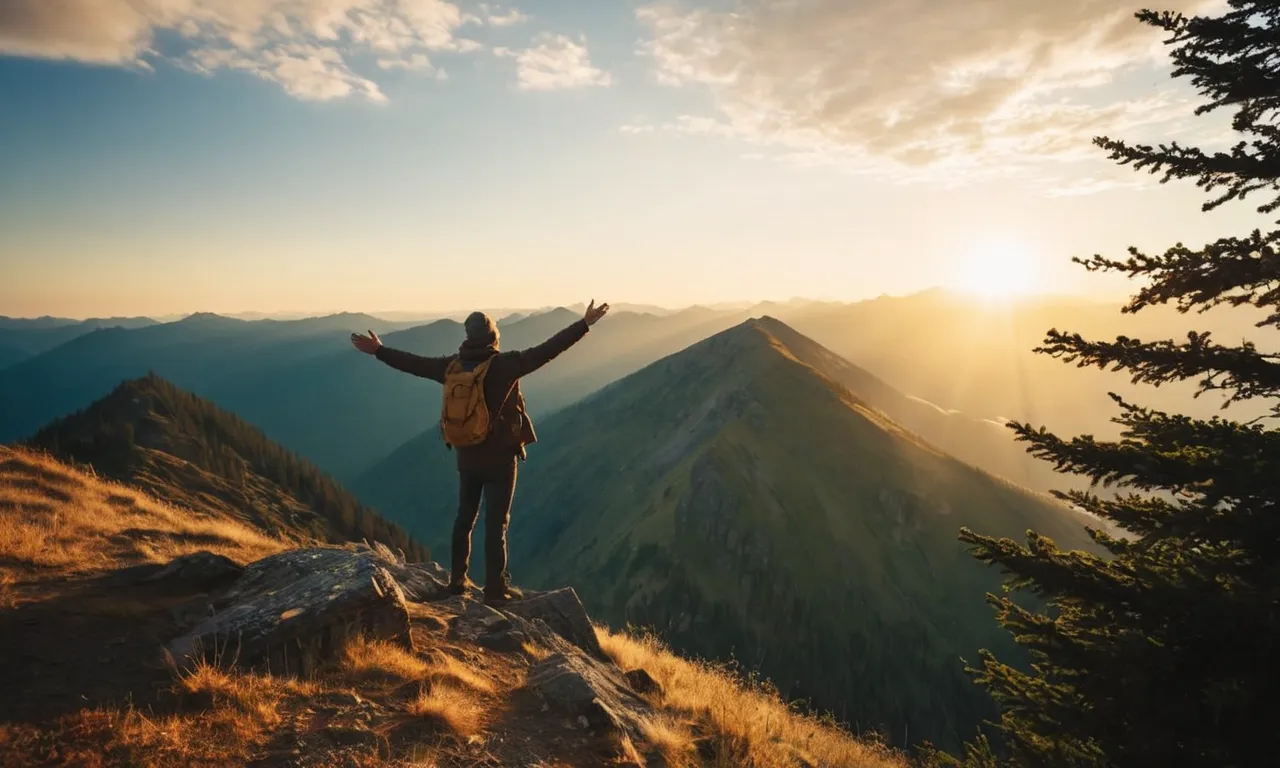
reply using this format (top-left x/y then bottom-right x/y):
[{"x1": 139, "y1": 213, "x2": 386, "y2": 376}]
[
  {"x1": 0, "y1": 316, "x2": 158, "y2": 370},
  {"x1": 0, "y1": 313, "x2": 410, "y2": 446},
  {"x1": 23, "y1": 373, "x2": 427, "y2": 561},
  {"x1": 355, "y1": 317, "x2": 1101, "y2": 750}
]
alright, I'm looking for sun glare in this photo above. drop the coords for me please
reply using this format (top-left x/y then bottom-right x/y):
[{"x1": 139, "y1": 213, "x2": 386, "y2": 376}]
[{"x1": 952, "y1": 238, "x2": 1041, "y2": 299}]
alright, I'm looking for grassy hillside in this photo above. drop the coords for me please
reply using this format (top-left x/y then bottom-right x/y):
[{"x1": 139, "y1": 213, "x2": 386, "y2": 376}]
[
  {"x1": 356, "y1": 318, "x2": 1100, "y2": 751},
  {"x1": 0, "y1": 445, "x2": 905, "y2": 767},
  {"x1": 23, "y1": 373, "x2": 428, "y2": 561}
]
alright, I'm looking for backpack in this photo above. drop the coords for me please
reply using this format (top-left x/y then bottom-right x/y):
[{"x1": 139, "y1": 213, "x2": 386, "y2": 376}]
[{"x1": 440, "y1": 358, "x2": 493, "y2": 448}]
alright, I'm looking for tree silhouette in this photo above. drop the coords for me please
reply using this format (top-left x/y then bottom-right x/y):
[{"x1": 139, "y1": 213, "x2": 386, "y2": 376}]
[{"x1": 928, "y1": 4, "x2": 1280, "y2": 766}]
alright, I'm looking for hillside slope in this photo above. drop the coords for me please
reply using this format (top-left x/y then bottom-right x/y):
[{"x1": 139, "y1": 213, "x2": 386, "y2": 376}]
[
  {"x1": 751, "y1": 317, "x2": 1065, "y2": 492},
  {"x1": 356, "y1": 318, "x2": 1100, "y2": 751},
  {"x1": 0, "y1": 445, "x2": 904, "y2": 768},
  {"x1": 23, "y1": 373, "x2": 427, "y2": 561}
]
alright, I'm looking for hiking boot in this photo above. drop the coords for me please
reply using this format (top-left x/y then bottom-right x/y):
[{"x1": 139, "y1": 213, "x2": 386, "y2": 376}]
[{"x1": 483, "y1": 585, "x2": 524, "y2": 605}]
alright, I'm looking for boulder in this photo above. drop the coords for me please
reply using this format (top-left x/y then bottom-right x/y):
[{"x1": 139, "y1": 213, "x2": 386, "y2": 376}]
[
  {"x1": 499, "y1": 588, "x2": 605, "y2": 660},
  {"x1": 168, "y1": 548, "x2": 412, "y2": 676},
  {"x1": 352, "y1": 541, "x2": 449, "y2": 601}
]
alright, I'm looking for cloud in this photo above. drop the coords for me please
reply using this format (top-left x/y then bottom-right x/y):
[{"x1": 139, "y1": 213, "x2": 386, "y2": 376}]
[
  {"x1": 511, "y1": 33, "x2": 610, "y2": 91},
  {"x1": 481, "y1": 4, "x2": 528, "y2": 27},
  {"x1": 0, "y1": 0, "x2": 497, "y2": 100},
  {"x1": 634, "y1": 0, "x2": 1223, "y2": 181}
]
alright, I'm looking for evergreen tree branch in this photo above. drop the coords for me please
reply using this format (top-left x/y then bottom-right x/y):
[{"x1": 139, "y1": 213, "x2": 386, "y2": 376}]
[
  {"x1": 959, "y1": 528, "x2": 1136, "y2": 606},
  {"x1": 1094, "y1": 136, "x2": 1280, "y2": 214},
  {"x1": 1073, "y1": 229, "x2": 1280, "y2": 328},
  {"x1": 1034, "y1": 329, "x2": 1280, "y2": 408},
  {"x1": 1010, "y1": 401, "x2": 1280, "y2": 501}
]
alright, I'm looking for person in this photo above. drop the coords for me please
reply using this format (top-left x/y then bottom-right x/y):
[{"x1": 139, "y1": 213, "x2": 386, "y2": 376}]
[{"x1": 350, "y1": 300, "x2": 610, "y2": 603}]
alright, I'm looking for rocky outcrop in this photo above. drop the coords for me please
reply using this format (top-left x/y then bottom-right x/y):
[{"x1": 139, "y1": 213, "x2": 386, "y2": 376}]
[
  {"x1": 445, "y1": 595, "x2": 657, "y2": 739},
  {"x1": 525, "y1": 648, "x2": 652, "y2": 737},
  {"x1": 499, "y1": 587, "x2": 606, "y2": 661},
  {"x1": 161, "y1": 545, "x2": 662, "y2": 742},
  {"x1": 168, "y1": 547, "x2": 413, "y2": 676}
]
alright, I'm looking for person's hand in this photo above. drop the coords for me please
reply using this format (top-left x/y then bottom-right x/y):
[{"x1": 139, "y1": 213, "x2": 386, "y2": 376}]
[
  {"x1": 350, "y1": 329, "x2": 383, "y2": 355},
  {"x1": 583, "y1": 300, "x2": 610, "y2": 327}
]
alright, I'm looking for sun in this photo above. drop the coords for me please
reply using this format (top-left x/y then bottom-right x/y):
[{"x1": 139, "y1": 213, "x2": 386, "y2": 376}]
[{"x1": 951, "y1": 238, "x2": 1042, "y2": 299}]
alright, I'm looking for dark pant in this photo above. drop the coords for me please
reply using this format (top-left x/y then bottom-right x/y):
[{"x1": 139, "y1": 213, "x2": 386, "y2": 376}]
[{"x1": 452, "y1": 458, "x2": 518, "y2": 592}]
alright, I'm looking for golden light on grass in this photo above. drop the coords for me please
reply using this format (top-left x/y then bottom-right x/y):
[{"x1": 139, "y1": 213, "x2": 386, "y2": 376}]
[
  {"x1": 639, "y1": 714, "x2": 699, "y2": 768},
  {"x1": 342, "y1": 637, "x2": 431, "y2": 682},
  {"x1": 595, "y1": 625, "x2": 906, "y2": 768},
  {"x1": 427, "y1": 652, "x2": 497, "y2": 695},
  {"x1": 521, "y1": 640, "x2": 553, "y2": 662},
  {"x1": 0, "y1": 446, "x2": 282, "y2": 575},
  {"x1": 406, "y1": 683, "x2": 488, "y2": 738}
]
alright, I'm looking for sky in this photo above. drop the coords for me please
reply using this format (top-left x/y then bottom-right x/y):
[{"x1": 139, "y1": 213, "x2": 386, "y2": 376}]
[{"x1": 0, "y1": 0, "x2": 1267, "y2": 318}]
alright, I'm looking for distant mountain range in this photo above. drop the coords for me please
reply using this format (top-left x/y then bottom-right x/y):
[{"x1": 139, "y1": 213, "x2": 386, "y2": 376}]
[
  {"x1": 353, "y1": 317, "x2": 1101, "y2": 749},
  {"x1": 24, "y1": 373, "x2": 425, "y2": 560},
  {"x1": 0, "y1": 316, "x2": 158, "y2": 369},
  {"x1": 2, "y1": 289, "x2": 1265, "y2": 493}
]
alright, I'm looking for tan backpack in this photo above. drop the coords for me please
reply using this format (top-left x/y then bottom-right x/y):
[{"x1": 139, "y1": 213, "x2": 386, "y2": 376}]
[{"x1": 440, "y1": 358, "x2": 493, "y2": 448}]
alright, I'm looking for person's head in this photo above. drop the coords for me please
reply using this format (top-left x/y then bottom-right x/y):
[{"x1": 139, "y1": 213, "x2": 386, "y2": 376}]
[{"x1": 464, "y1": 311, "x2": 499, "y2": 349}]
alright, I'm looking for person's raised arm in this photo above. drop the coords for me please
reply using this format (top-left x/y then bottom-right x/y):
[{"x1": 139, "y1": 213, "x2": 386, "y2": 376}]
[
  {"x1": 507, "y1": 300, "x2": 609, "y2": 379},
  {"x1": 350, "y1": 329, "x2": 450, "y2": 383}
]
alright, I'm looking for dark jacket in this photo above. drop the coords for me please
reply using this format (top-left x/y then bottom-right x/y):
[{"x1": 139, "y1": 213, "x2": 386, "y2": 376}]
[{"x1": 375, "y1": 319, "x2": 589, "y2": 467}]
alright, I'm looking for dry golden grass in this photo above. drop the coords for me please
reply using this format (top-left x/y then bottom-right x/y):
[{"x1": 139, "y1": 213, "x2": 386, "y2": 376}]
[
  {"x1": 175, "y1": 659, "x2": 317, "y2": 722},
  {"x1": 639, "y1": 714, "x2": 700, "y2": 768},
  {"x1": 338, "y1": 637, "x2": 498, "y2": 697},
  {"x1": 342, "y1": 637, "x2": 431, "y2": 682},
  {"x1": 2, "y1": 661, "x2": 324, "y2": 768},
  {"x1": 596, "y1": 625, "x2": 907, "y2": 768},
  {"x1": 405, "y1": 683, "x2": 488, "y2": 739},
  {"x1": 427, "y1": 652, "x2": 497, "y2": 695},
  {"x1": 521, "y1": 639, "x2": 553, "y2": 663},
  {"x1": 0, "y1": 661, "x2": 328, "y2": 767},
  {"x1": 0, "y1": 446, "x2": 282, "y2": 576},
  {"x1": 335, "y1": 636, "x2": 496, "y2": 742}
]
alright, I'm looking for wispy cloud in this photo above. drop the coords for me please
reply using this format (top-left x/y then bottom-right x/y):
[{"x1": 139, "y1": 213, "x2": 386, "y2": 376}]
[
  {"x1": 633, "y1": 0, "x2": 1225, "y2": 186},
  {"x1": 0, "y1": 0, "x2": 529, "y2": 101},
  {"x1": 481, "y1": 4, "x2": 529, "y2": 27},
  {"x1": 507, "y1": 33, "x2": 611, "y2": 92}
]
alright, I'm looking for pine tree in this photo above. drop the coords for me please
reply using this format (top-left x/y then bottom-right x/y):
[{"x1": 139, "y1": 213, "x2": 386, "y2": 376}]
[{"x1": 934, "y1": 3, "x2": 1280, "y2": 766}]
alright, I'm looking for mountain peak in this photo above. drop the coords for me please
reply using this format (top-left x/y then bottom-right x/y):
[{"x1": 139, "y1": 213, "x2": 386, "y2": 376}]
[
  {"x1": 686, "y1": 315, "x2": 798, "y2": 359},
  {"x1": 177, "y1": 311, "x2": 241, "y2": 326}
]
